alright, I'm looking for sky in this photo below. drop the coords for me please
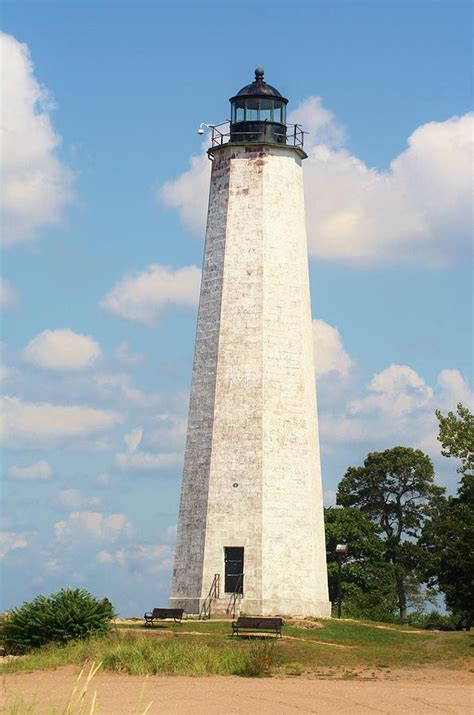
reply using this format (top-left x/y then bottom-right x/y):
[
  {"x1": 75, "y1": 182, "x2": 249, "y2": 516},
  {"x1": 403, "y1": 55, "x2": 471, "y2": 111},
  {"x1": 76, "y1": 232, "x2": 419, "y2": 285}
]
[{"x1": 1, "y1": 0, "x2": 472, "y2": 616}]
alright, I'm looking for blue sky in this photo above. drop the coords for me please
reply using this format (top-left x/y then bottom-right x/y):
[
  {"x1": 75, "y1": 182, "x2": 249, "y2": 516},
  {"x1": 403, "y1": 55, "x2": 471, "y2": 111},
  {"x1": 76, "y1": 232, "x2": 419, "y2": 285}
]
[{"x1": 1, "y1": 1, "x2": 472, "y2": 615}]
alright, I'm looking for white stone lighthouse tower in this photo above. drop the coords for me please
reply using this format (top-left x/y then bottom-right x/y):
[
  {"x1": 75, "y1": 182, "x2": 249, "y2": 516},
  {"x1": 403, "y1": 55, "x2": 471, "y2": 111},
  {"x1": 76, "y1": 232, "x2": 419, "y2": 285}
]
[{"x1": 170, "y1": 68, "x2": 331, "y2": 618}]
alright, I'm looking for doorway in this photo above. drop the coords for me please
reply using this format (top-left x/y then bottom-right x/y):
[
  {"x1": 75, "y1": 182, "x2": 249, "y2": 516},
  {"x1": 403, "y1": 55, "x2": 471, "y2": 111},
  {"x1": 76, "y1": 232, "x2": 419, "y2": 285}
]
[{"x1": 224, "y1": 547, "x2": 244, "y2": 594}]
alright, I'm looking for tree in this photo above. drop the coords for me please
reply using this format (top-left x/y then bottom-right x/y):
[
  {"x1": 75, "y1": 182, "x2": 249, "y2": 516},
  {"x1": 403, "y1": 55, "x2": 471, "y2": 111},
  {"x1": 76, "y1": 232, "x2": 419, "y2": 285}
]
[
  {"x1": 436, "y1": 402, "x2": 474, "y2": 499},
  {"x1": 337, "y1": 447, "x2": 444, "y2": 623},
  {"x1": 421, "y1": 404, "x2": 474, "y2": 629},
  {"x1": 325, "y1": 506, "x2": 397, "y2": 621}
]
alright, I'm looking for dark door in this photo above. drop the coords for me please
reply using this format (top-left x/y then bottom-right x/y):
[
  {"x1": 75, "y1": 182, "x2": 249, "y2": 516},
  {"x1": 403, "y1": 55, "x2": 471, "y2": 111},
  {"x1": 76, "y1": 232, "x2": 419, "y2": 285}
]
[{"x1": 224, "y1": 547, "x2": 244, "y2": 594}]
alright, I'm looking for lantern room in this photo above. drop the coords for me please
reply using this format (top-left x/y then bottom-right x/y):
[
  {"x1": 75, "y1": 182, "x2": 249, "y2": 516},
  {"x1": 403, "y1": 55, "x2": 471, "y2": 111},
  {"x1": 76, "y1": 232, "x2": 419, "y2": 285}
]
[{"x1": 229, "y1": 67, "x2": 288, "y2": 145}]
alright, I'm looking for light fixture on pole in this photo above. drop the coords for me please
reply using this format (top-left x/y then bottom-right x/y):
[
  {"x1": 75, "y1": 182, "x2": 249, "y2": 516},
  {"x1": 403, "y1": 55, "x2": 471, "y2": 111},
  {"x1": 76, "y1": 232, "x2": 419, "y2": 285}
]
[
  {"x1": 335, "y1": 544, "x2": 348, "y2": 619},
  {"x1": 197, "y1": 122, "x2": 215, "y2": 135}
]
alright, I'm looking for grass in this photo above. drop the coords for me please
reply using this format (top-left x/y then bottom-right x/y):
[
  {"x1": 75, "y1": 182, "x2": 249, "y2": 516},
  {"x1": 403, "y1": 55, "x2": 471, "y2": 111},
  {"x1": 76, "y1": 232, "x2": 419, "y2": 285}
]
[{"x1": 1, "y1": 619, "x2": 472, "y2": 678}]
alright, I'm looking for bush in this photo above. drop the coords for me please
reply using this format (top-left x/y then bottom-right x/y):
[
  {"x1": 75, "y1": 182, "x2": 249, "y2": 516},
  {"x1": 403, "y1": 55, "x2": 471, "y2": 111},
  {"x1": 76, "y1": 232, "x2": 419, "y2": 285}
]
[
  {"x1": 0, "y1": 588, "x2": 116, "y2": 654},
  {"x1": 408, "y1": 610, "x2": 457, "y2": 631}
]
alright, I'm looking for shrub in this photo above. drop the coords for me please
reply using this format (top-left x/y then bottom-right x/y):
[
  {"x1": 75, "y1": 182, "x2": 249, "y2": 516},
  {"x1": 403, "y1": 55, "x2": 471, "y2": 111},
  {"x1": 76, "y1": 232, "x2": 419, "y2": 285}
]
[
  {"x1": 0, "y1": 588, "x2": 116, "y2": 654},
  {"x1": 408, "y1": 610, "x2": 457, "y2": 631}
]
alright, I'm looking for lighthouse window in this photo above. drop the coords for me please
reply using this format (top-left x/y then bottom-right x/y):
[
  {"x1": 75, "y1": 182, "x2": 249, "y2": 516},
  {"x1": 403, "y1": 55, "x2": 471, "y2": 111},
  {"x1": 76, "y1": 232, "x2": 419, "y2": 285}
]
[
  {"x1": 234, "y1": 101, "x2": 245, "y2": 123},
  {"x1": 259, "y1": 98, "x2": 273, "y2": 121},
  {"x1": 246, "y1": 102, "x2": 259, "y2": 121}
]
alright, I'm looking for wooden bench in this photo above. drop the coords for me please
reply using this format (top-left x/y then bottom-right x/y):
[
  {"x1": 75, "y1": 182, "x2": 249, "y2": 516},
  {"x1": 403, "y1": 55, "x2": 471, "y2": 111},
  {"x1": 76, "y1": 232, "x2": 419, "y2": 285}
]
[
  {"x1": 232, "y1": 617, "x2": 283, "y2": 637},
  {"x1": 144, "y1": 608, "x2": 184, "y2": 625}
]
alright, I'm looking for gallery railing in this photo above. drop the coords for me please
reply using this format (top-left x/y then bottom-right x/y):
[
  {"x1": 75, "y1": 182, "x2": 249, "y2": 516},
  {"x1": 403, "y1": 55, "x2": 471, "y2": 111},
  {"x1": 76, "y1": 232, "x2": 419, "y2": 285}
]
[{"x1": 209, "y1": 122, "x2": 306, "y2": 150}]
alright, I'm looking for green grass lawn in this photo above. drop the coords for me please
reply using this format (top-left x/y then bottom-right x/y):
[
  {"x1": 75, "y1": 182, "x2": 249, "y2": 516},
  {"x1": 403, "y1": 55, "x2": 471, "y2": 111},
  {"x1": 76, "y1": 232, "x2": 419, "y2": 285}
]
[{"x1": 1, "y1": 619, "x2": 472, "y2": 677}]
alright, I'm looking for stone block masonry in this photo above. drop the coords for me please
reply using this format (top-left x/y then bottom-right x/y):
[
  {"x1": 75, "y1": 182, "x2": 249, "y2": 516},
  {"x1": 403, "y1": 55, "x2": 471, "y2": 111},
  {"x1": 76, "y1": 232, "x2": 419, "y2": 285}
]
[{"x1": 170, "y1": 142, "x2": 331, "y2": 618}]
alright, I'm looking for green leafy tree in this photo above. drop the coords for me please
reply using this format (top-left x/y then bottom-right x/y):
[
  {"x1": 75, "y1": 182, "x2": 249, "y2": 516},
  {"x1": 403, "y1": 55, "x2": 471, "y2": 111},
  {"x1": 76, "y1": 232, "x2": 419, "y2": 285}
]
[
  {"x1": 436, "y1": 402, "x2": 473, "y2": 500},
  {"x1": 325, "y1": 506, "x2": 398, "y2": 621},
  {"x1": 0, "y1": 588, "x2": 116, "y2": 654},
  {"x1": 421, "y1": 404, "x2": 474, "y2": 629},
  {"x1": 337, "y1": 447, "x2": 444, "y2": 623}
]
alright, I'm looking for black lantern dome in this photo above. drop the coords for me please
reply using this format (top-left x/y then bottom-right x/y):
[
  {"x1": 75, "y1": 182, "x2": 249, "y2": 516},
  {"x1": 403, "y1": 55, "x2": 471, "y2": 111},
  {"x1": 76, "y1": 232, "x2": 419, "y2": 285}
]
[{"x1": 229, "y1": 67, "x2": 288, "y2": 145}]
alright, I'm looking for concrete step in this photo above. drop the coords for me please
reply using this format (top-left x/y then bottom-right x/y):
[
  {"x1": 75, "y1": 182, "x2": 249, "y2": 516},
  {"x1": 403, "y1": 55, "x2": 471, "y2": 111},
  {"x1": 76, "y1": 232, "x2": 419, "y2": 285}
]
[{"x1": 208, "y1": 597, "x2": 241, "y2": 618}]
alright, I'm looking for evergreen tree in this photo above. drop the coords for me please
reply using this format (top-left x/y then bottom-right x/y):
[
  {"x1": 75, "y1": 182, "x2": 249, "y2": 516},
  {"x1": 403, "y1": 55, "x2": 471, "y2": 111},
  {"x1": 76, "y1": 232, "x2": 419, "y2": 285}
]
[{"x1": 337, "y1": 447, "x2": 444, "y2": 623}]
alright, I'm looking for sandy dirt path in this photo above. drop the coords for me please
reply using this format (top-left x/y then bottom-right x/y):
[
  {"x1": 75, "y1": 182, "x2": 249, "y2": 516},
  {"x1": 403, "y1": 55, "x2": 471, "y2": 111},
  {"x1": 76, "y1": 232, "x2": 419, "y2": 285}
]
[{"x1": 1, "y1": 665, "x2": 473, "y2": 714}]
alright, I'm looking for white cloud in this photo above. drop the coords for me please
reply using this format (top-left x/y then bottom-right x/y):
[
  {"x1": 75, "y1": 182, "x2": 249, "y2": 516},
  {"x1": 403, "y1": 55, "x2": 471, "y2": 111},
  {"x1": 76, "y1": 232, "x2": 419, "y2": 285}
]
[
  {"x1": 150, "y1": 413, "x2": 187, "y2": 449},
  {"x1": 350, "y1": 364, "x2": 433, "y2": 416},
  {"x1": 165, "y1": 524, "x2": 177, "y2": 542},
  {"x1": 313, "y1": 319, "x2": 352, "y2": 377},
  {"x1": 96, "y1": 550, "x2": 114, "y2": 564},
  {"x1": 437, "y1": 369, "x2": 473, "y2": 408},
  {"x1": 159, "y1": 96, "x2": 472, "y2": 267},
  {"x1": 23, "y1": 329, "x2": 101, "y2": 371},
  {"x1": 0, "y1": 531, "x2": 28, "y2": 559},
  {"x1": 97, "y1": 544, "x2": 174, "y2": 574},
  {"x1": 160, "y1": 152, "x2": 211, "y2": 235},
  {"x1": 8, "y1": 460, "x2": 53, "y2": 480},
  {"x1": 56, "y1": 489, "x2": 100, "y2": 510},
  {"x1": 319, "y1": 362, "x2": 472, "y2": 481},
  {"x1": 115, "y1": 426, "x2": 181, "y2": 471},
  {"x1": 0, "y1": 277, "x2": 18, "y2": 310},
  {"x1": 124, "y1": 426, "x2": 143, "y2": 453},
  {"x1": 0, "y1": 365, "x2": 14, "y2": 384},
  {"x1": 0, "y1": 396, "x2": 122, "y2": 447},
  {"x1": 288, "y1": 95, "x2": 346, "y2": 148},
  {"x1": 115, "y1": 341, "x2": 146, "y2": 366},
  {"x1": 300, "y1": 112, "x2": 473, "y2": 266},
  {"x1": 93, "y1": 373, "x2": 158, "y2": 406},
  {"x1": 115, "y1": 450, "x2": 182, "y2": 471},
  {"x1": 0, "y1": 32, "x2": 73, "y2": 246},
  {"x1": 101, "y1": 264, "x2": 201, "y2": 325},
  {"x1": 54, "y1": 511, "x2": 131, "y2": 542}
]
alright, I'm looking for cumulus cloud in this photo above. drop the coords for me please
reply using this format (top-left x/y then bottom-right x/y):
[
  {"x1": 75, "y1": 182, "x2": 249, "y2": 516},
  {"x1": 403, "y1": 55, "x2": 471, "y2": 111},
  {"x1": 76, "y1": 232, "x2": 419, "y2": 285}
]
[
  {"x1": 159, "y1": 95, "x2": 472, "y2": 267},
  {"x1": 101, "y1": 264, "x2": 201, "y2": 325},
  {"x1": 160, "y1": 153, "x2": 211, "y2": 235},
  {"x1": 288, "y1": 95, "x2": 346, "y2": 148},
  {"x1": 56, "y1": 489, "x2": 101, "y2": 510},
  {"x1": 22, "y1": 329, "x2": 101, "y2": 371},
  {"x1": 319, "y1": 362, "x2": 472, "y2": 472},
  {"x1": 95, "y1": 544, "x2": 174, "y2": 574},
  {"x1": 54, "y1": 511, "x2": 131, "y2": 541},
  {"x1": 0, "y1": 365, "x2": 14, "y2": 384},
  {"x1": 0, "y1": 531, "x2": 28, "y2": 559},
  {"x1": 93, "y1": 373, "x2": 160, "y2": 406},
  {"x1": 350, "y1": 364, "x2": 433, "y2": 416},
  {"x1": 0, "y1": 277, "x2": 18, "y2": 310},
  {"x1": 115, "y1": 450, "x2": 182, "y2": 471},
  {"x1": 0, "y1": 32, "x2": 73, "y2": 245},
  {"x1": 437, "y1": 368, "x2": 473, "y2": 408},
  {"x1": 0, "y1": 396, "x2": 122, "y2": 447},
  {"x1": 124, "y1": 426, "x2": 143, "y2": 453},
  {"x1": 8, "y1": 459, "x2": 53, "y2": 480},
  {"x1": 115, "y1": 426, "x2": 182, "y2": 472},
  {"x1": 115, "y1": 341, "x2": 147, "y2": 366},
  {"x1": 313, "y1": 319, "x2": 352, "y2": 377},
  {"x1": 301, "y1": 113, "x2": 473, "y2": 266}
]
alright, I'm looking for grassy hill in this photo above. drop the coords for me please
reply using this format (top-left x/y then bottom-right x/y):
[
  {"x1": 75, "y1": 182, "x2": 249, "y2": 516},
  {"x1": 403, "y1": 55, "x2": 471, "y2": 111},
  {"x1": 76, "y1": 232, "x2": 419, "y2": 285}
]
[{"x1": 1, "y1": 618, "x2": 472, "y2": 678}]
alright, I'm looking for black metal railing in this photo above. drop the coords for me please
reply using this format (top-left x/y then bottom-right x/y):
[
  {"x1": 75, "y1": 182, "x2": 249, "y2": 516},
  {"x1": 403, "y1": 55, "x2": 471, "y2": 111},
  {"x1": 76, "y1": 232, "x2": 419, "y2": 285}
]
[
  {"x1": 199, "y1": 573, "x2": 220, "y2": 620},
  {"x1": 226, "y1": 573, "x2": 244, "y2": 618},
  {"x1": 209, "y1": 122, "x2": 306, "y2": 150}
]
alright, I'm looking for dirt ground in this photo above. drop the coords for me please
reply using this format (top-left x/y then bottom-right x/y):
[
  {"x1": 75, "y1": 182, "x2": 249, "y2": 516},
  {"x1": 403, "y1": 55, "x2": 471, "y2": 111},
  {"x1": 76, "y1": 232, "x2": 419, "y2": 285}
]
[{"x1": 1, "y1": 665, "x2": 473, "y2": 714}]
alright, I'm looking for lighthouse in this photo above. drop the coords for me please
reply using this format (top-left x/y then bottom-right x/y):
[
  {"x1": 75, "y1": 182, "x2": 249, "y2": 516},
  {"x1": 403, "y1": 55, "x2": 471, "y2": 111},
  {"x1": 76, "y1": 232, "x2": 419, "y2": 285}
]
[{"x1": 170, "y1": 69, "x2": 331, "y2": 618}]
